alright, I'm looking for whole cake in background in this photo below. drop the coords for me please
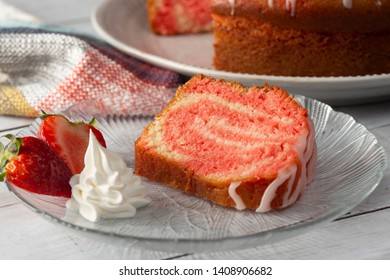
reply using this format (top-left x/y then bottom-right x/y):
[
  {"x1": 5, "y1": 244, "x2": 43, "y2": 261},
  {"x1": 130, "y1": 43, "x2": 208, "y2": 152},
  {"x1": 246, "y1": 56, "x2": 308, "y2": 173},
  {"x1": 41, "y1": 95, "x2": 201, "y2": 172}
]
[
  {"x1": 135, "y1": 75, "x2": 317, "y2": 212},
  {"x1": 147, "y1": 0, "x2": 213, "y2": 35},
  {"x1": 146, "y1": 0, "x2": 390, "y2": 77},
  {"x1": 212, "y1": 0, "x2": 390, "y2": 76}
]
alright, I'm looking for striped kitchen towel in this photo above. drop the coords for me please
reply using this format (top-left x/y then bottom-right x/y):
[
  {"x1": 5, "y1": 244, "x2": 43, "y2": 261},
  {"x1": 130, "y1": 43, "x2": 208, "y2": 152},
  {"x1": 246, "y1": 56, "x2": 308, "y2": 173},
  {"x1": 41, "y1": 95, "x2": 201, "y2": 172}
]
[{"x1": 0, "y1": 27, "x2": 183, "y2": 117}]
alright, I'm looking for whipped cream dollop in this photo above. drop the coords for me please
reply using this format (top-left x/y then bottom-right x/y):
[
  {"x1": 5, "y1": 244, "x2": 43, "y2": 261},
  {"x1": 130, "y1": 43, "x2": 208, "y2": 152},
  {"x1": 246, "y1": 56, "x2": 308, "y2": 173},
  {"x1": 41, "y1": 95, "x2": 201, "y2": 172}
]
[{"x1": 66, "y1": 131, "x2": 150, "y2": 222}]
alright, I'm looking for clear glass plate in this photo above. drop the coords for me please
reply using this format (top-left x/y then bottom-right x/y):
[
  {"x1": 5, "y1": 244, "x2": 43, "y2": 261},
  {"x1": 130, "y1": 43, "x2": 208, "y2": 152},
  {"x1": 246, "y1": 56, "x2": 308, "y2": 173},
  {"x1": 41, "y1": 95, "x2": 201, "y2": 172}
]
[{"x1": 6, "y1": 95, "x2": 387, "y2": 253}]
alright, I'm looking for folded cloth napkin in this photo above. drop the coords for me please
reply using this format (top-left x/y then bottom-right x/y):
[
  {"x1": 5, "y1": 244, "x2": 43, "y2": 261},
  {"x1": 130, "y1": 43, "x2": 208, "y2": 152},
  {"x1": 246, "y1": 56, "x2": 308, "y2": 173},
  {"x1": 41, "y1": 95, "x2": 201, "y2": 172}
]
[{"x1": 0, "y1": 27, "x2": 183, "y2": 117}]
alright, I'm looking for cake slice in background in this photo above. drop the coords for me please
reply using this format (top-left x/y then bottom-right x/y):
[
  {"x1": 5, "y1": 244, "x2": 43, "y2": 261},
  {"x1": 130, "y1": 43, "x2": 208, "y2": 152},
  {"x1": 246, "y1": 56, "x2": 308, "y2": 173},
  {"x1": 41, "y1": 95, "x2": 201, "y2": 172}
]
[
  {"x1": 135, "y1": 75, "x2": 317, "y2": 212},
  {"x1": 147, "y1": 0, "x2": 213, "y2": 35}
]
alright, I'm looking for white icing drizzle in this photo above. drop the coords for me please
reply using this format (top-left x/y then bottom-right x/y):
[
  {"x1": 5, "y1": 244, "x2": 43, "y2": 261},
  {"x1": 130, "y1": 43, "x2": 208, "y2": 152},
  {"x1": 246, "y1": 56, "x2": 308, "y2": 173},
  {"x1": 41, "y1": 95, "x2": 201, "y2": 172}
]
[
  {"x1": 256, "y1": 165, "x2": 297, "y2": 212},
  {"x1": 282, "y1": 165, "x2": 298, "y2": 206},
  {"x1": 285, "y1": 0, "x2": 297, "y2": 16},
  {"x1": 304, "y1": 118, "x2": 317, "y2": 183},
  {"x1": 228, "y1": 0, "x2": 235, "y2": 15},
  {"x1": 228, "y1": 181, "x2": 246, "y2": 210},
  {"x1": 227, "y1": 116, "x2": 316, "y2": 212},
  {"x1": 343, "y1": 0, "x2": 353, "y2": 9},
  {"x1": 264, "y1": 0, "x2": 370, "y2": 15}
]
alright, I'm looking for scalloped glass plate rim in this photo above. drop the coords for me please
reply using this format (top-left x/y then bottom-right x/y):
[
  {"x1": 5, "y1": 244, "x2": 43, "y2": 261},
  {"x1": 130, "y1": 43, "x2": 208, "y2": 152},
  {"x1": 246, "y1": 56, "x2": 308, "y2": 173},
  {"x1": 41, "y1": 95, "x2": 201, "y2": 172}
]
[{"x1": 5, "y1": 95, "x2": 388, "y2": 252}]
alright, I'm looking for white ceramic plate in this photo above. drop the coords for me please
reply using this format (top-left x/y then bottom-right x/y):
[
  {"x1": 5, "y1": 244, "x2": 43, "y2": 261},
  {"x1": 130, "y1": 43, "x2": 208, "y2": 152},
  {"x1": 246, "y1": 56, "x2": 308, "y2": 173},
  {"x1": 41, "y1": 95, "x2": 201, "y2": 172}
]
[
  {"x1": 91, "y1": 0, "x2": 390, "y2": 106},
  {"x1": 5, "y1": 95, "x2": 387, "y2": 253}
]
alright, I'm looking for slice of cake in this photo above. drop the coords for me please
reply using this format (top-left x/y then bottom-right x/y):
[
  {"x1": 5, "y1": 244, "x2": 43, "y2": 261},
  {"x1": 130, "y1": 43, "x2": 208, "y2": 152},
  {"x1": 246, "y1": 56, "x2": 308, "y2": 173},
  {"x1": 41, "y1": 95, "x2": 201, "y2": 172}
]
[
  {"x1": 147, "y1": 0, "x2": 213, "y2": 35},
  {"x1": 135, "y1": 75, "x2": 317, "y2": 212}
]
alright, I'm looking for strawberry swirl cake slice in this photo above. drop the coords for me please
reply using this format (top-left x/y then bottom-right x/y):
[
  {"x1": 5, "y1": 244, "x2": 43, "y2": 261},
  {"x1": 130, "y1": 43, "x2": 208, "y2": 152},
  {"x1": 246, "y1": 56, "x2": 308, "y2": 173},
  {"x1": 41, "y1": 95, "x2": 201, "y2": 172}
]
[{"x1": 135, "y1": 74, "x2": 317, "y2": 212}]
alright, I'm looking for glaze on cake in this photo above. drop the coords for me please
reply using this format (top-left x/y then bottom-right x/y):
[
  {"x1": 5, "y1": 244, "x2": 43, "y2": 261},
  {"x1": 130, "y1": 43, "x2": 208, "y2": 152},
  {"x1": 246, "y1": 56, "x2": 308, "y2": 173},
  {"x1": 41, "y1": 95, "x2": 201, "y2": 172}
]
[{"x1": 134, "y1": 75, "x2": 317, "y2": 212}]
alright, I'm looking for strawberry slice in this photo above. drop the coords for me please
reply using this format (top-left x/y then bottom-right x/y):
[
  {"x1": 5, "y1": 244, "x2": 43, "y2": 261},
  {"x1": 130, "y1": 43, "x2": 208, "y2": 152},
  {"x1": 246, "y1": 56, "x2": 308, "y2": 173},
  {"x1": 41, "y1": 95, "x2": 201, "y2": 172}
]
[
  {"x1": 0, "y1": 135, "x2": 72, "y2": 197},
  {"x1": 37, "y1": 114, "x2": 106, "y2": 175}
]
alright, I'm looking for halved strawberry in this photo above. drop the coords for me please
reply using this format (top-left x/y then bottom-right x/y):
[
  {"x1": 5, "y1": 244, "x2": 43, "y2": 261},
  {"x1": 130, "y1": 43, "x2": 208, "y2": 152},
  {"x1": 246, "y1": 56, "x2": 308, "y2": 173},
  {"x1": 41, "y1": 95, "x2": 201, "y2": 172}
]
[
  {"x1": 0, "y1": 135, "x2": 72, "y2": 197},
  {"x1": 37, "y1": 113, "x2": 106, "y2": 175}
]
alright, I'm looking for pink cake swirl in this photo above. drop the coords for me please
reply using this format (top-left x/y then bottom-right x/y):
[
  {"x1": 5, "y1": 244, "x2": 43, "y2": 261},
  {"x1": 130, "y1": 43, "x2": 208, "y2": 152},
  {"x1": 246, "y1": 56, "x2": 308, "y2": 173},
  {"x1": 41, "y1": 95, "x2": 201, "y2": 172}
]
[{"x1": 135, "y1": 75, "x2": 317, "y2": 211}]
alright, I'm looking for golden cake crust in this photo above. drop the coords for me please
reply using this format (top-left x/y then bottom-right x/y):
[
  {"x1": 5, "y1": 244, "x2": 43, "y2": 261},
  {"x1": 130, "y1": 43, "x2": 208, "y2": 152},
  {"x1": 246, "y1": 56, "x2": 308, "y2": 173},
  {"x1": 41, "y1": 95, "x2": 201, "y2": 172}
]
[
  {"x1": 212, "y1": 1, "x2": 390, "y2": 76},
  {"x1": 212, "y1": 14, "x2": 390, "y2": 76}
]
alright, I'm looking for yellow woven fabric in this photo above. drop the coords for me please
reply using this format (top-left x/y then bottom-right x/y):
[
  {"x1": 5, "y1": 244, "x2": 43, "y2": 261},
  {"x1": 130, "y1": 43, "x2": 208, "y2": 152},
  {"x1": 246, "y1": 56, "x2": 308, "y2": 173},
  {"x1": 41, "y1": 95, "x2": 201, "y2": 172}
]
[{"x1": 0, "y1": 84, "x2": 37, "y2": 117}]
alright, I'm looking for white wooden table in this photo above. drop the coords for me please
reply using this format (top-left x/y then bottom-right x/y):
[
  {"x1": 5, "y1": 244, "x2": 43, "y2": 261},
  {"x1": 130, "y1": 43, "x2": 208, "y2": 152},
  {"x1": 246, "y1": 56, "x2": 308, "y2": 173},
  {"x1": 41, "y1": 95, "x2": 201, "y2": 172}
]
[{"x1": 1, "y1": 0, "x2": 390, "y2": 260}]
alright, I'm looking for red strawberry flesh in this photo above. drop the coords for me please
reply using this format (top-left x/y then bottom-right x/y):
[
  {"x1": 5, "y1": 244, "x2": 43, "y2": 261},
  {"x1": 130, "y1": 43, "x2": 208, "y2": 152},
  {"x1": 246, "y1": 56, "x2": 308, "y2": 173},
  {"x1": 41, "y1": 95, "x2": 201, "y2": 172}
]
[
  {"x1": 37, "y1": 115, "x2": 106, "y2": 175},
  {"x1": 2, "y1": 136, "x2": 72, "y2": 197}
]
